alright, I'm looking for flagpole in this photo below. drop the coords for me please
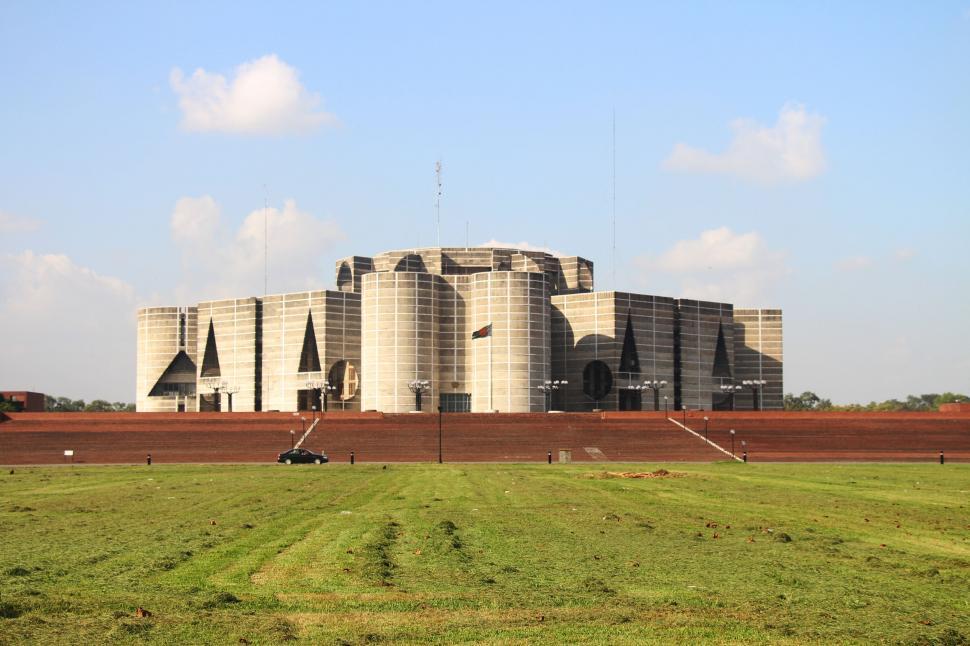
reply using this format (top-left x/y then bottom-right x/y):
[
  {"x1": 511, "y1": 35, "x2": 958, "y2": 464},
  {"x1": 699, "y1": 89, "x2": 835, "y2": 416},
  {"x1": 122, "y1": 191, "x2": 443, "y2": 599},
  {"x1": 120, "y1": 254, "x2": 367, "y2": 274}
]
[{"x1": 489, "y1": 328, "x2": 493, "y2": 412}]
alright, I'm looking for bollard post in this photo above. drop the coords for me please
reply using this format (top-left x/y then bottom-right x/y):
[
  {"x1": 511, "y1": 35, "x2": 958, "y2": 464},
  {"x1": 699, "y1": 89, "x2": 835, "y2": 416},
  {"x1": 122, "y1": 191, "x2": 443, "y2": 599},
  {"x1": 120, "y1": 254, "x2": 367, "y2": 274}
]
[
  {"x1": 547, "y1": 451, "x2": 552, "y2": 464},
  {"x1": 940, "y1": 450, "x2": 944, "y2": 465},
  {"x1": 351, "y1": 451, "x2": 355, "y2": 465},
  {"x1": 146, "y1": 454, "x2": 152, "y2": 466}
]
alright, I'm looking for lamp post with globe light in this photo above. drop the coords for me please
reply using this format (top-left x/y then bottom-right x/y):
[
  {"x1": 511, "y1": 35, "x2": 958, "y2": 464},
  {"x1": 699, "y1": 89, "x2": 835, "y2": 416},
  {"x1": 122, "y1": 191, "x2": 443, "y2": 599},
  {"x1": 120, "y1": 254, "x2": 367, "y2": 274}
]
[
  {"x1": 536, "y1": 379, "x2": 568, "y2": 412},
  {"x1": 742, "y1": 380, "x2": 768, "y2": 411},
  {"x1": 720, "y1": 383, "x2": 743, "y2": 411},
  {"x1": 307, "y1": 378, "x2": 336, "y2": 413},
  {"x1": 200, "y1": 377, "x2": 227, "y2": 412},
  {"x1": 223, "y1": 384, "x2": 239, "y2": 413},
  {"x1": 408, "y1": 379, "x2": 431, "y2": 412},
  {"x1": 644, "y1": 380, "x2": 667, "y2": 411}
]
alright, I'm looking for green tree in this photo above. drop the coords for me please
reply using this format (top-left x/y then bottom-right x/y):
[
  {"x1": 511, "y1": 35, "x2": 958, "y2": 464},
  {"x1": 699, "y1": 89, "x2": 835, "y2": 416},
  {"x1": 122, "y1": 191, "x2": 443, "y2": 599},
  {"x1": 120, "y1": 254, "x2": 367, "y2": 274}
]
[
  {"x1": 784, "y1": 391, "x2": 832, "y2": 411},
  {"x1": 84, "y1": 400, "x2": 115, "y2": 412},
  {"x1": 0, "y1": 394, "x2": 22, "y2": 412},
  {"x1": 934, "y1": 392, "x2": 970, "y2": 407}
]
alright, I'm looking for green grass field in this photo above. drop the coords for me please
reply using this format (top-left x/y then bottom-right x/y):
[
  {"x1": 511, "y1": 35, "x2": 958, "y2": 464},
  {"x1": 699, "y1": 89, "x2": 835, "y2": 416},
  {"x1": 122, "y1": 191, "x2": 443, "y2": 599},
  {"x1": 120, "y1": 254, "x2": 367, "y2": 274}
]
[{"x1": 1, "y1": 463, "x2": 968, "y2": 644}]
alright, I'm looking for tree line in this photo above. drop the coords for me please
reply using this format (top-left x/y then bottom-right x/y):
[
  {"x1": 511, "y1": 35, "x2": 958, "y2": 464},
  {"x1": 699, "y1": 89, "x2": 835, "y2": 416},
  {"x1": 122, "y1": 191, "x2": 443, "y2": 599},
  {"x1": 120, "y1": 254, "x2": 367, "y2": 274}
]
[
  {"x1": 1, "y1": 394, "x2": 136, "y2": 412},
  {"x1": 784, "y1": 391, "x2": 969, "y2": 412},
  {"x1": 43, "y1": 396, "x2": 135, "y2": 412}
]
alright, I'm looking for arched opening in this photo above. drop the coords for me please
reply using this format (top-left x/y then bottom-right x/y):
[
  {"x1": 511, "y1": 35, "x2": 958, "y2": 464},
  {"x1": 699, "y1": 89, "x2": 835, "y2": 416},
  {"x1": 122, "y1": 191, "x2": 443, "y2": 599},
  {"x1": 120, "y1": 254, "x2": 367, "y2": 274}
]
[
  {"x1": 336, "y1": 262, "x2": 353, "y2": 291},
  {"x1": 328, "y1": 360, "x2": 360, "y2": 402},
  {"x1": 583, "y1": 360, "x2": 613, "y2": 408}
]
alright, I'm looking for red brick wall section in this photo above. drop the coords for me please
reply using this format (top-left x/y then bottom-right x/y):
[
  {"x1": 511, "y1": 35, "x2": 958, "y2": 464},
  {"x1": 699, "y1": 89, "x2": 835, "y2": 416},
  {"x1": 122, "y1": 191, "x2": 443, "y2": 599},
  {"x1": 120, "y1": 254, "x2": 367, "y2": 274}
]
[
  {"x1": 939, "y1": 403, "x2": 970, "y2": 413},
  {"x1": 0, "y1": 411, "x2": 967, "y2": 464}
]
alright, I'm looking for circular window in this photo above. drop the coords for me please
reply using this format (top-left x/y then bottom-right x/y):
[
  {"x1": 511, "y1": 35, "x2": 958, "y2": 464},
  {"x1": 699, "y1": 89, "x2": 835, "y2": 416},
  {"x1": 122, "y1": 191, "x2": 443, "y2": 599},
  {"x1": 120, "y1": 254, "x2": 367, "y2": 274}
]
[
  {"x1": 328, "y1": 360, "x2": 359, "y2": 401},
  {"x1": 583, "y1": 360, "x2": 613, "y2": 401}
]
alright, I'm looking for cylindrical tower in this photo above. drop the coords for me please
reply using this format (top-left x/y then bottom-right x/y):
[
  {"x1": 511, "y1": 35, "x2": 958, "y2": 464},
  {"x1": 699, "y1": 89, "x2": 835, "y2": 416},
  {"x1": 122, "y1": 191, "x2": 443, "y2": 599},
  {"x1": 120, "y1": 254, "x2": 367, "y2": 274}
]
[
  {"x1": 470, "y1": 272, "x2": 549, "y2": 412},
  {"x1": 136, "y1": 306, "x2": 198, "y2": 412},
  {"x1": 361, "y1": 272, "x2": 438, "y2": 412}
]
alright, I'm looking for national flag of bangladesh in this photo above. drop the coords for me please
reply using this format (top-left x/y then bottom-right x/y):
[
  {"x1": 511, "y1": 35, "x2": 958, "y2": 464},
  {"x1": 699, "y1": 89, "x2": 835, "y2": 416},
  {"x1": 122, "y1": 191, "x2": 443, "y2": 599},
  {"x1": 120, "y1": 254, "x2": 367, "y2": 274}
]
[{"x1": 472, "y1": 323, "x2": 492, "y2": 339}]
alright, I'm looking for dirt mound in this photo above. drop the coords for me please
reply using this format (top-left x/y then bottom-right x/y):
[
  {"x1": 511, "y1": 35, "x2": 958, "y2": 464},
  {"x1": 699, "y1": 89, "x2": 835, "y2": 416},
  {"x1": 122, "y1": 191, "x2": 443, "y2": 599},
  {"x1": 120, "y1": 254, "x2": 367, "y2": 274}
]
[{"x1": 605, "y1": 469, "x2": 685, "y2": 479}]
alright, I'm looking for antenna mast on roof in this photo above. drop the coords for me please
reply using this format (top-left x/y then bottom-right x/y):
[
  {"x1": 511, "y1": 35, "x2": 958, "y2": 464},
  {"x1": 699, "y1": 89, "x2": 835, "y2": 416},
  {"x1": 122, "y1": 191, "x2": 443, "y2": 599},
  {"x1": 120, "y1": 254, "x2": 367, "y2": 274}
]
[
  {"x1": 611, "y1": 109, "x2": 616, "y2": 291},
  {"x1": 435, "y1": 160, "x2": 443, "y2": 247},
  {"x1": 263, "y1": 184, "x2": 268, "y2": 296}
]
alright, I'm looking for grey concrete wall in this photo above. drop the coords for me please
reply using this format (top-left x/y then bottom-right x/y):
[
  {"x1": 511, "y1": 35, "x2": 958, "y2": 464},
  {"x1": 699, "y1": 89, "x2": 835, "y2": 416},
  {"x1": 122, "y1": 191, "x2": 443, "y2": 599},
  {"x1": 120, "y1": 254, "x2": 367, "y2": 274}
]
[
  {"x1": 675, "y1": 299, "x2": 735, "y2": 411},
  {"x1": 551, "y1": 292, "x2": 675, "y2": 411},
  {"x1": 734, "y1": 309, "x2": 784, "y2": 410},
  {"x1": 321, "y1": 291, "x2": 362, "y2": 411},
  {"x1": 470, "y1": 271, "x2": 549, "y2": 412},
  {"x1": 260, "y1": 291, "x2": 326, "y2": 412},
  {"x1": 136, "y1": 306, "x2": 197, "y2": 412},
  {"x1": 335, "y1": 256, "x2": 374, "y2": 294},
  {"x1": 436, "y1": 275, "x2": 472, "y2": 407},
  {"x1": 361, "y1": 272, "x2": 438, "y2": 413},
  {"x1": 196, "y1": 298, "x2": 259, "y2": 412}
]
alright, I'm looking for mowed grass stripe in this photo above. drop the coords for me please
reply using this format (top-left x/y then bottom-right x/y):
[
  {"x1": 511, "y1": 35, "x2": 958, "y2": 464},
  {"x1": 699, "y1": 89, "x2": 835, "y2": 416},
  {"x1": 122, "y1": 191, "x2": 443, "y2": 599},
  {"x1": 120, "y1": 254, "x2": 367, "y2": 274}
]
[{"x1": 0, "y1": 463, "x2": 967, "y2": 644}]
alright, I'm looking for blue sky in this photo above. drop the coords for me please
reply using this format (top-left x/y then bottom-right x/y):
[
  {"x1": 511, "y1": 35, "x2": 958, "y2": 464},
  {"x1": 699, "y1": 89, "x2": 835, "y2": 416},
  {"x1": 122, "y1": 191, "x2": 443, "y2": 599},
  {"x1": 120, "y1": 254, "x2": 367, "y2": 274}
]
[{"x1": 1, "y1": 1, "x2": 968, "y2": 403}]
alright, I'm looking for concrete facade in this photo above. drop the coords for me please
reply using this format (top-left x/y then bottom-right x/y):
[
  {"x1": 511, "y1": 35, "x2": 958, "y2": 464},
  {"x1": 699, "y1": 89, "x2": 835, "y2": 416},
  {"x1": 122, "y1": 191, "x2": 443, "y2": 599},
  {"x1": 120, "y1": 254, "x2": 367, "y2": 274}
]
[
  {"x1": 733, "y1": 309, "x2": 784, "y2": 411},
  {"x1": 135, "y1": 246, "x2": 783, "y2": 413},
  {"x1": 136, "y1": 306, "x2": 198, "y2": 412},
  {"x1": 551, "y1": 292, "x2": 677, "y2": 412}
]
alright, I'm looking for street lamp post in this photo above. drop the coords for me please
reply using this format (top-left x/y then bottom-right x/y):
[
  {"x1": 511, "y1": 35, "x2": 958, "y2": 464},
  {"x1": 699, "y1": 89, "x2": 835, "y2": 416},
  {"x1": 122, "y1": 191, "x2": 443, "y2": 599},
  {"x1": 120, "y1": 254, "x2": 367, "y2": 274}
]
[
  {"x1": 720, "y1": 384, "x2": 743, "y2": 411},
  {"x1": 663, "y1": 395, "x2": 669, "y2": 416},
  {"x1": 408, "y1": 379, "x2": 431, "y2": 412},
  {"x1": 730, "y1": 429, "x2": 736, "y2": 457},
  {"x1": 703, "y1": 416, "x2": 710, "y2": 442},
  {"x1": 201, "y1": 377, "x2": 227, "y2": 412},
  {"x1": 536, "y1": 379, "x2": 568, "y2": 412},
  {"x1": 307, "y1": 378, "x2": 336, "y2": 413},
  {"x1": 621, "y1": 382, "x2": 646, "y2": 411},
  {"x1": 437, "y1": 405, "x2": 443, "y2": 464},
  {"x1": 292, "y1": 413, "x2": 306, "y2": 434},
  {"x1": 223, "y1": 384, "x2": 239, "y2": 412},
  {"x1": 741, "y1": 439, "x2": 747, "y2": 463},
  {"x1": 682, "y1": 404, "x2": 687, "y2": 427},
  {"x1": 290, "y1": 429, "x2": 295, "y2": 449},
  {"x1": 310, "y1": 405, "x2": 317, "y2": 425},
  {"x1": 644, "y1": 380, "x2": 668, "y2": 411},
  {"x1": 742, "y1": 380, "x2": 767, "y2": 411}
]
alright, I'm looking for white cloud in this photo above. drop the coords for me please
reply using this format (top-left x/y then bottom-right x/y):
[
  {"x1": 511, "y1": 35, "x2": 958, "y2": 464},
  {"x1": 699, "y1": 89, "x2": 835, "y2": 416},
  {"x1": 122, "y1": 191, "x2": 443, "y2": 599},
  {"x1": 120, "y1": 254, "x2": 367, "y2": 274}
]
[
  {"x1": 170, "y1": 196, "x2": 345, "y2": 302},
  {"x1": 478, "y1": 240, "x2": 565, "y2": 257},
  {"x1": 0, "y1": 251, "x2": 135, "y2": 399},
  {"x1": 636, "y1": 227, "x2": 788, "y2": 304},
  {"x1": 0, "y1": 210, "x2": 41, "y2": 234},
  {"x1": 171, "y1": 195, "x2": 220, "y2": 245},
  {"x1": 663, "y1": 104, "x2": 826, "y2": 183},
  {"x1": 834, "y1": 256, "x2": 874, "y2": 272},
  {"x1": 169, "y1": 54, "x2": 336, "y2": 135}
]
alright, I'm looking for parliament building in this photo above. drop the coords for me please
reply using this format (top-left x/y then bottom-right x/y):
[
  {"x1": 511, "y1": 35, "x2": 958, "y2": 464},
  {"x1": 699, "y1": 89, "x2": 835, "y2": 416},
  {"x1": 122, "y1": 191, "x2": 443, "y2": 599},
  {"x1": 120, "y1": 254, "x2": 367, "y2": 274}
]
[{"x1": 136, "y1": 247, "x2": 783, "y2": 413}]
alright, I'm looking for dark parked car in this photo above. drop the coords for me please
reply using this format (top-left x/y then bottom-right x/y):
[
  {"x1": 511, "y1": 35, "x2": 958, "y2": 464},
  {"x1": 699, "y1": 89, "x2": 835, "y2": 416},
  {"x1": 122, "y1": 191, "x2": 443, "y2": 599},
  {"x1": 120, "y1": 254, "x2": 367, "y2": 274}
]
[{"x1": 277, "y1": 448, "x2": 328, "y2": 465}]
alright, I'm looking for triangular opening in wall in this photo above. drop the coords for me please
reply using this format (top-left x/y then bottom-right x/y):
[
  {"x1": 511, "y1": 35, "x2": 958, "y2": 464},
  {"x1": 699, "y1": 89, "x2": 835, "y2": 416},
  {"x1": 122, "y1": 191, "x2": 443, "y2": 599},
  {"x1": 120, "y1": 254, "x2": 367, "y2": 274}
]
[
  {"x1": 298, "y1": 311, "x2": 322, "y2": 373},
  {"x1": 712, "y1": 321, "x2": 733, "y2": 378},
  {"x1": 200, "y1": 318, "x2": 221, "y2": 378},
  {"x1": 618, "y1": 311, "x2": 640, "y2": 374},
  {"x1": 149, "y1": 351, "x2": 198, "y2": 396}
]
